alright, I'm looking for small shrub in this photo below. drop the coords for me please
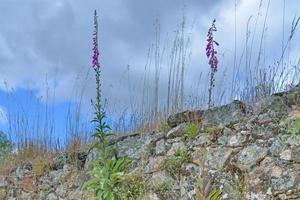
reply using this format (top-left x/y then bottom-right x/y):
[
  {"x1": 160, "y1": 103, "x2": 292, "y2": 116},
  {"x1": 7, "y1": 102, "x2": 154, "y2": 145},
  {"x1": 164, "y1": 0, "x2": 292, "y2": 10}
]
[
  {"x1": 84, "y1": 154, "x2": 131, "y2": 199},
  {"x1": 234, "y1": 178, "x2": 244, "y2": 200},
  {"x1": 159, "y1": 122, "x2": 172, "y2": 133},
  {"x1": 196, "y1": 180, "x2": 222, "y2": 200},
  {"x1": 202, "y1": 124, "x2": 222, "y2": 135},
  {"x1": 162, "y1": 157, "x2": 183, "y2": 179},
  {"x1": 208, "y1": 188, "x2": 222, "y2": 200},
  {"x1": 153, "y1": 181, "x2": 173, "y2": 199},
  {"x1": 162, "y1": 149, "x2": 191, "y2": 179},
  {"x1": 0, "y1": 131, "x2": 12, "y2": 161},
  {"x1": 148, "y1": 141, "x2": 156, "y2": 155},
  {"x1": 287, "y1": 118, "x2": 300, "y2": 135},
  {"x1": 226, "y1": 120, "x2": 239, "y2": 130},
  {"x1": 116, "y1": 172, "x2": 146, "y2": 199},
  {"x1": 186, "y1": 122, "x2": 199, "y2": 138},
  {"x1": 32, "y1": 157, "x2": 48, "y2": 176},
  {"x1": 174, "y1": 149, "x2": 192, "y2": 162}
]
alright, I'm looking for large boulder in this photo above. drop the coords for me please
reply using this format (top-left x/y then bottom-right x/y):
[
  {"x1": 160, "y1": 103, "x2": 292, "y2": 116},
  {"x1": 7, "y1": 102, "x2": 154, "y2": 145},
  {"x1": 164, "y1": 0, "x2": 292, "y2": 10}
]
[{"x1": 167, "y1": 100, "x2": 247, "y2": 128}]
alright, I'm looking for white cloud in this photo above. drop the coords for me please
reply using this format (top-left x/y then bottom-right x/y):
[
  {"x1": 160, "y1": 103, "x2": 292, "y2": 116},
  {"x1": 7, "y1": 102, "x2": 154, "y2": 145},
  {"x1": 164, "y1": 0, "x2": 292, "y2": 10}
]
[
  {"x1": 0, "y1": 0, "x2": 300, "y2": 112},
  {"x1": 0, "y1": 106, "x2": 8, "y2": 124}
]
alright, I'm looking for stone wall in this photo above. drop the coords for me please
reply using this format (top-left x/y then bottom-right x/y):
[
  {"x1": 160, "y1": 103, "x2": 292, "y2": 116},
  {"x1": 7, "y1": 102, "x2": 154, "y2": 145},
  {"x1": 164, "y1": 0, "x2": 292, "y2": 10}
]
[{"x1": 2, "y1": 87, "x2": 300, "y2": 199}]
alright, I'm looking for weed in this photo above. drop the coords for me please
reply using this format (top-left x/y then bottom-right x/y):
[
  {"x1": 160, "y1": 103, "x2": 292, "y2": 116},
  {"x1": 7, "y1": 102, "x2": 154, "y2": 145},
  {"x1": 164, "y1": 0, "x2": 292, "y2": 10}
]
[
  {"x1": 153, "y1": 181, "x2": 173, "y2": 200},
  {"x1": 203, "y1": 125, "x2": 221, "y2": 135},
  {"x1": 116, "y1": 172, "x2": 146, "y2": 199},
  {"x1": 148, "y1": 141, "x2": 157, "y2": 155},
  {"x1": 0, "y1": 131, "x2": 11, "y2": 162},
  {"x1": 84, "y1": 11, "x2": 139, "y2": 200},
  {"x1": 278, "y1": 134, "x2": 288, "y2": 145},
  {"x1": 159, "y1": 122, "x2": 172, "y2": 133},
  {"x1": 162, "y1": 149, "x2": 191, "y2": 179},
  {"x1": 226, "y1": 120, "x2": 239, "y2": 130},
  {"x1": 206, "y1": 19, "x2": 219, "y2": 108},
  {"x1": 174, "y1": 149, "x2": 192, "y2": 162},
  {"x1": 208, "y1": 188, "x2": 222, "y2": 200},
  {"x1": 162, "y1": 157, "x2": 183, "y2": 179},
  {"x1": 32, "y1": 157, "x2": 48, "y2": 176},
  {"x1": 287, "y1": 118, "x2": 300, "y2": 135},
  {"x1": 186, "y1": 122, "x2": 199, "y2": 139}
]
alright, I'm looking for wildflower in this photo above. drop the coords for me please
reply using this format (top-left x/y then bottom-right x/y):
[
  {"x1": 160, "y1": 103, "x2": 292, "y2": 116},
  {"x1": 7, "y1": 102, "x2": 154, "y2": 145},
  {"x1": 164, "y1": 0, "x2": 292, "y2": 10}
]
[
  {"x1": 206, "y1": 19, "x2": 219, "y2": 72},
  {"x1": 90, "y1": 9, "x2": 110, "y2": 142},
  {"x1": 92, "y1": 10, "x2": 100, "y2": 71},
  {"x1": 206, "y1": 19, "x2": 219, "y2": 108}
]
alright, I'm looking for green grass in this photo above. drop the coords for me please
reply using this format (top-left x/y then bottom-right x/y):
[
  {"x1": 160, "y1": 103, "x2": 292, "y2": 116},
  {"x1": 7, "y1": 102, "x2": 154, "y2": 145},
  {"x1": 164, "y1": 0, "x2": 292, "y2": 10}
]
[
  {"x1": 153, "y1": 181, "x2": 173, "y2": 199},
  {"x1": 288, "y1": 118, "x2": 300, "y2": 135},
  {"x1": 162, "y1": 149, "x2": 191, "y2": 179},
  {"x1": 186, "y1": 122, "x2": 199, "y2": 139}
]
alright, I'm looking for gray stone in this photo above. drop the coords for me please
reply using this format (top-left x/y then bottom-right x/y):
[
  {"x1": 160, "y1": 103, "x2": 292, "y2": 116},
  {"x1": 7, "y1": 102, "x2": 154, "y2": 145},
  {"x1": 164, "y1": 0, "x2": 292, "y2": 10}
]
[
  {"x1": 280, "y1": 149, "x2": 292, "y2": 161},
  {"x1": 116, "y1": 132, "x2": 164, "y2": 160},
  {"x1": 167, "y1": 142, "x2": 186, "y2": 156},
  {"x1": 46, "y1": 192, "x2": 59, "y2": 200},
  {"x1": 0, "y1": 176, "x2": 7, "y2": 187},
  {"x1": 227, "y1": 132, "x2": 247, "y2": 147},
  {"x1": 0, "y1": 188, "x2": 6, "y2": 200},
  {"x1": 55, "y1": 185, "x2": 67, "y2": 198},
  {"x1": 234, "y1": 145, "x2": 268, "y2": 170},
  {"x1": 141, "y1": 193, "x2": 159, "y2": 200},
  {"x1": 167, "y1": 123, "x2": 187, "y2": 139},
  {"x1": 193, "y1": 134, "x2": 212, "y2": 147},
  {"x1": 167, "y1": 100, "x2": 246, "y2": 128},
  {"x1": 155, "y1": 139, "x2": 166, "y2": 155},
  {"x1": 206, "y1": 147, "x2": 233, "y2": 170},
  {"x1": 5, "y1": 87, "x2": 300, "y2": 200},
  {"x1": 19, "y1": 191, "x2": 32, "y2": 200},
  {"x1": 180, "y1": 163, "x2": 200, "y2": 200},
  {"x1": 145, "y1": 156, "x2": 164, "y2": 174}
]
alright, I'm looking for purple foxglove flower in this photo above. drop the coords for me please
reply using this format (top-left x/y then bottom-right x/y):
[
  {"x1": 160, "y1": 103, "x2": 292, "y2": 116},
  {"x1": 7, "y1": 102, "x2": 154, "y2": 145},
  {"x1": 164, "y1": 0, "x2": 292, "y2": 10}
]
[
  {"x1": 92, "y1": 10, "x2": 100, "y2": 71},
  {"x1": 206, "y1": 19, "x2": 219, "y2": 72}
]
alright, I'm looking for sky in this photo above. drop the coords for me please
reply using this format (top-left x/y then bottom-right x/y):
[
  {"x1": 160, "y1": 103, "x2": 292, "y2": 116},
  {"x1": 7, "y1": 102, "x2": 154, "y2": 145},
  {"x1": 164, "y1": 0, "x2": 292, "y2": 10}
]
[{"x1": 0, "y1": 0, "x2": 300, "y2": 143}]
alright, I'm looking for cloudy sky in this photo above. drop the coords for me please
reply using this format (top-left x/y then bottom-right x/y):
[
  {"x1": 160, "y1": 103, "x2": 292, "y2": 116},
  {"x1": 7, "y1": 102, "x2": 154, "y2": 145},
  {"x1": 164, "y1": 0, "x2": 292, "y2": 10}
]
[{"x1": 0, "y1": 0, "x2": 300, "y2": 141}]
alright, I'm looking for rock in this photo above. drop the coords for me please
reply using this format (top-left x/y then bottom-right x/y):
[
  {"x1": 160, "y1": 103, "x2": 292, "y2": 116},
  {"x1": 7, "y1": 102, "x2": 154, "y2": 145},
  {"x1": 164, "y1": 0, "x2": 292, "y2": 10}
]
[
  {"x1": 167, "y1": 142, "x2": 186, "y2": 156},
  {"x1": 19, "y1": 176, "x2": 37, "y2": 193},
  {"x1": 0, "y1": 188, "x2": 7, "y2": 199},
  {"x1": 253, "y1": 94, "x2": 292, "y2": 119},
  {"x1": 85, "y1": 132, "x2": 164, "y2": 169},
  {"x1": 234, "y1": 145, "x2": 268, "y2": 170},
  {"x1": 51, "y1": 153, "x2": 69, "y2": 170},
  {"x1": 205, "y1": 147, "x2": 233, "y2": 170},
  {"x1": 68, "y1": 190, "x2": 84, "y2": 200},
  {"x1": 269, "y1": 136, "x2": 287, "y2": 157},
  {"x1": 167, "y1": 100, "x2": 246, "y2": 128},
  {"x1": 5, "y1": 87, "x2": 300, "y2": 200},
  {"x1": 0, "y1": 176, "x2": 7, "y2": 187},
  {"x1": 193, "y1": 133, "x2": 213, "y2": 147},
  {"x1": 46, "y1": 192, "x2": 59, "y2": 200},
  {"x1": 150, "y1": 170, "x2": 173, "y2": 186},
  {"x1": 167, "y1": 110, "x2": 202, "y2": 128},
  {"x1": 180, "y1": 163, "x2": 200, "y2": 199},
  {"x1": 270, "y1": 166, "x2": 283, "y2": 177},
  {"x1": 167, "y1": 123, "x2": 187, "y2": 138},
  {"x1": 145, "y1": 156, "x2": 165, "y2": 173},
  {"x1": 116, "y1": 132, "x2": 164, "y2": 160},
  {"x1": 155, "y1": 139, "x2": 166, "y2": 155},
  {"x1": 227, "y1": 132, "x2": 247, "y2": 147},
  {"x1": 55, "y1": 184, "x2": 67, "y2": 197},
  {"x1": 19, "y1": 191, "x2": 32, "y2": 200},
  {"x1": 280, "y1": 149, "x2": 292, "y2": 161},
  {"x1": 142, "y1": 192, "x2": 160, "y2": 200},
  {"x1": 217, "y1": 127, "x2": 235, "y2": 145}
]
